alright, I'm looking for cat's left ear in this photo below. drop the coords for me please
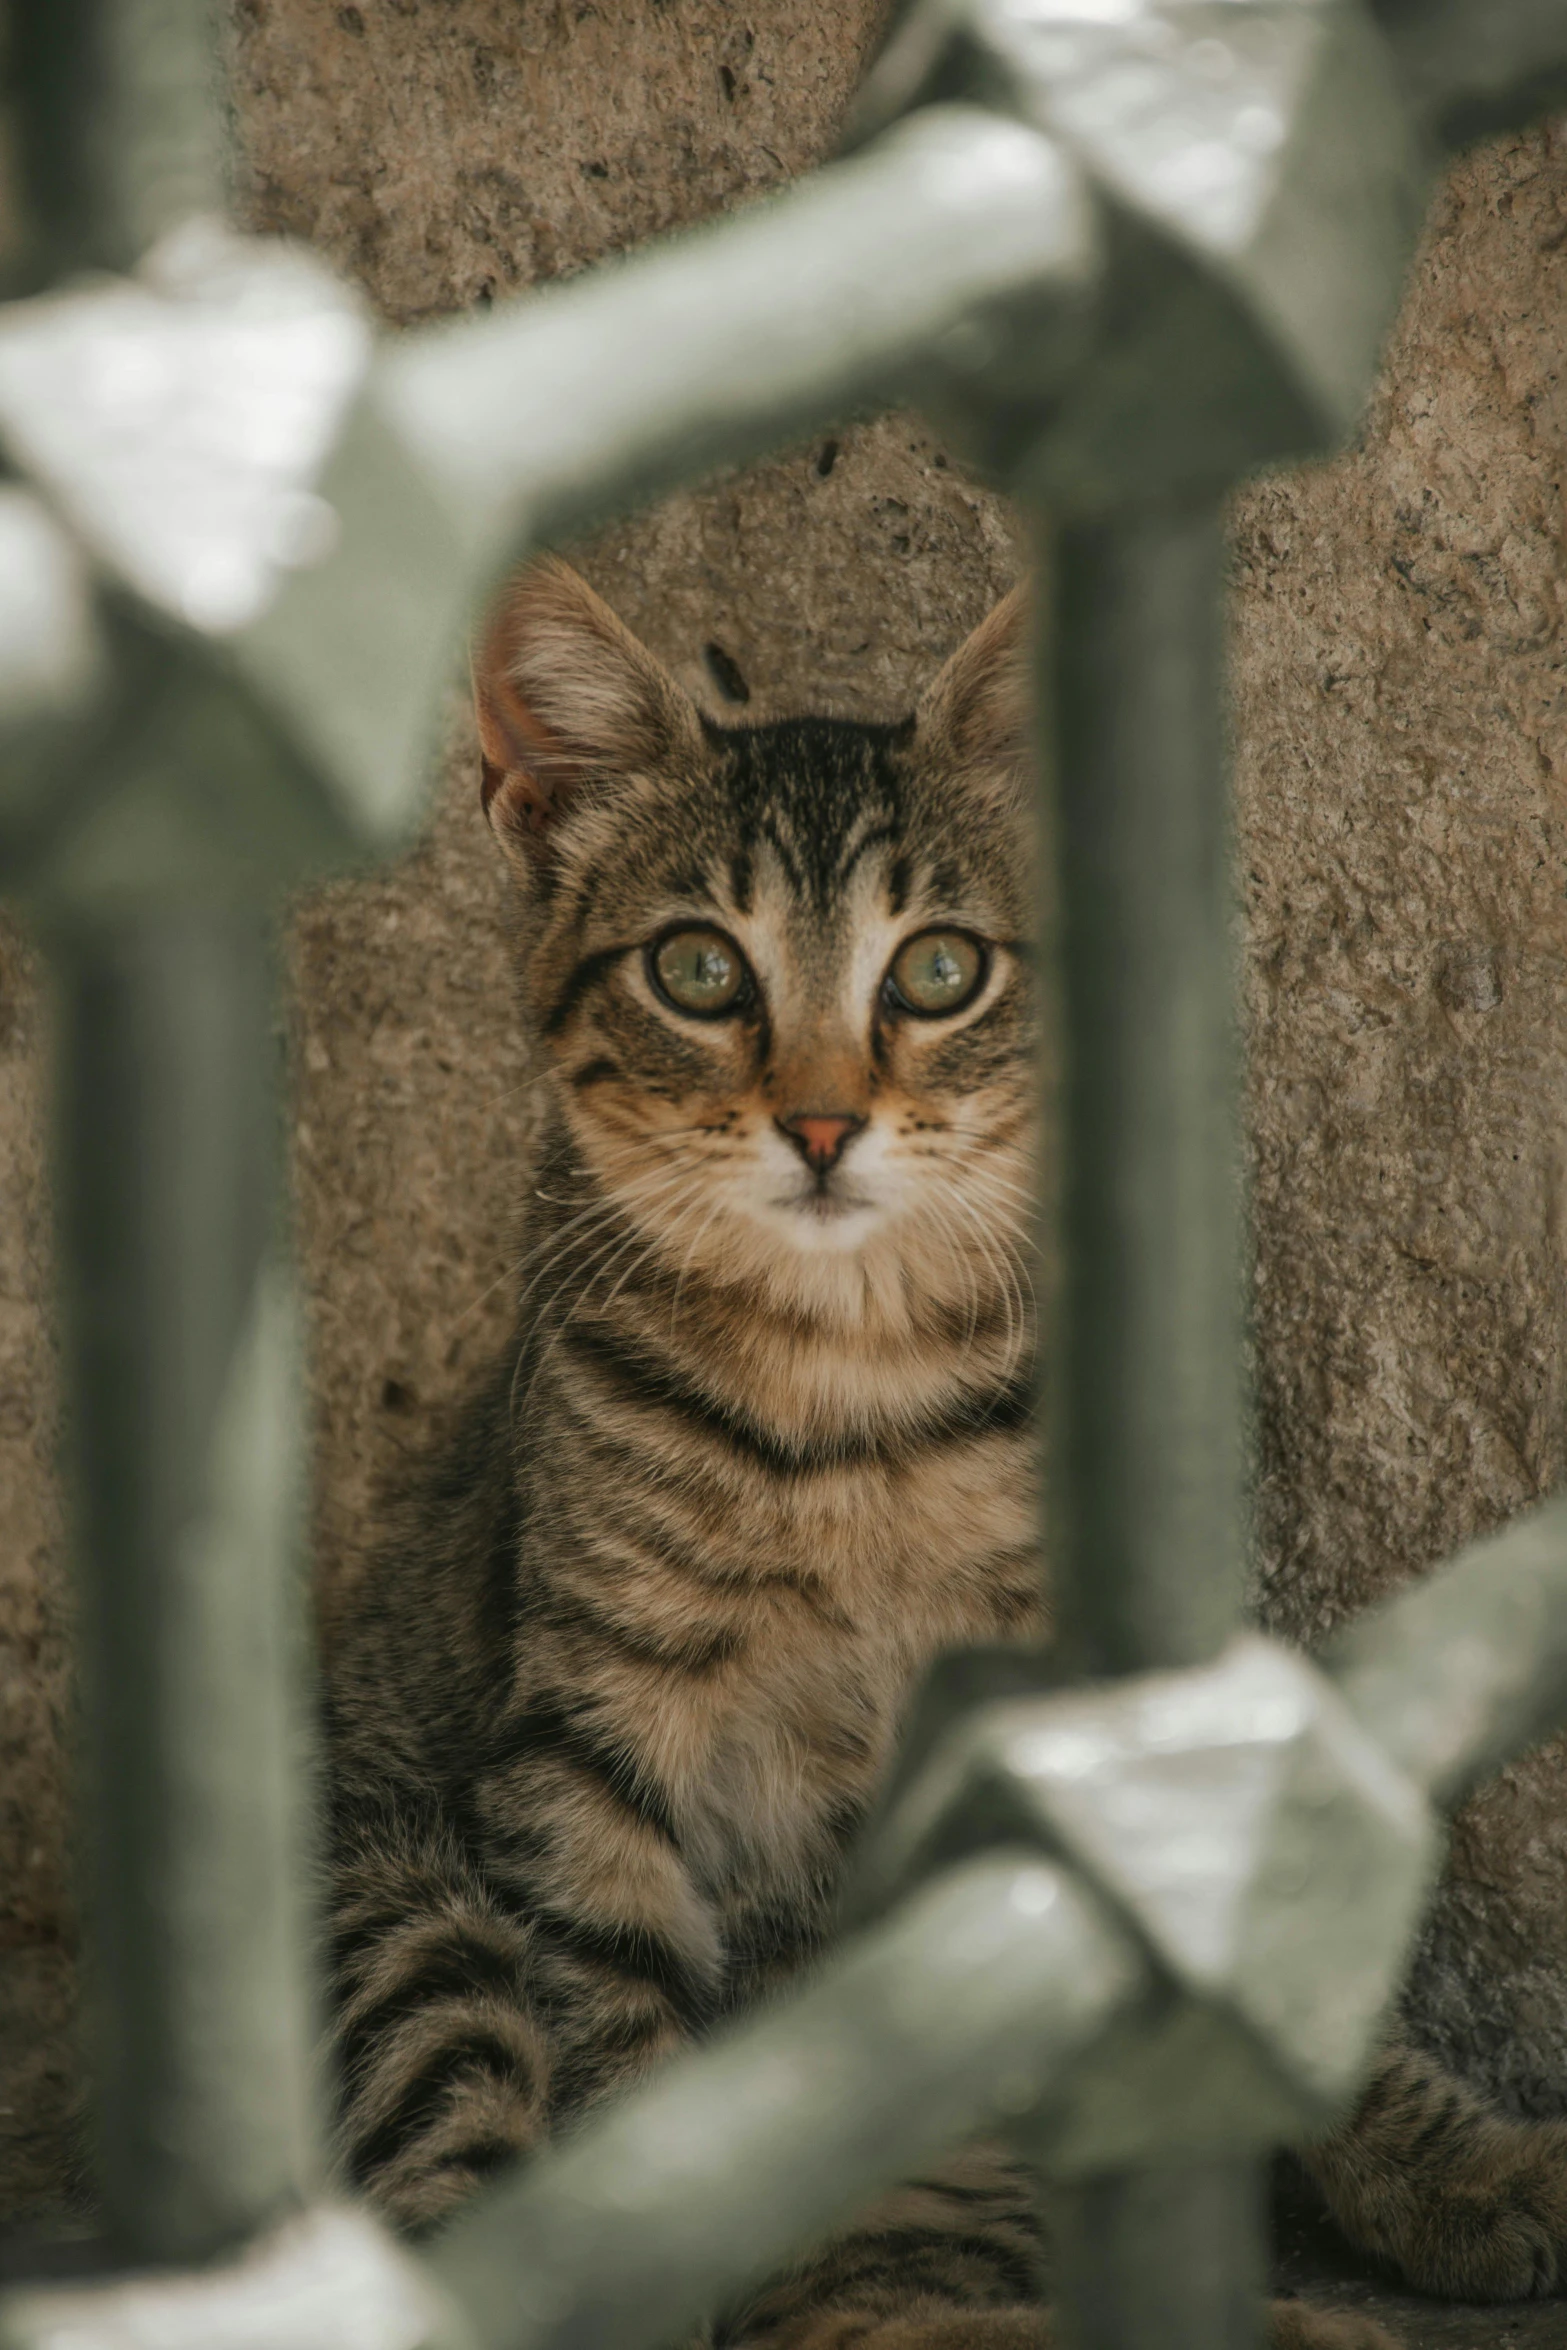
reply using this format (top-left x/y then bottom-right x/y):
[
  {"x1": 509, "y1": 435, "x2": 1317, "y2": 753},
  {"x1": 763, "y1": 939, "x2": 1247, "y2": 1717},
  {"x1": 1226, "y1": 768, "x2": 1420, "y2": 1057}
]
[
  {"x1": 913, "y1": 584, "x2": 1031, "y2": 786},
  {"x1": 473, "y1": 556, "x2": 704, "y2": 871}
]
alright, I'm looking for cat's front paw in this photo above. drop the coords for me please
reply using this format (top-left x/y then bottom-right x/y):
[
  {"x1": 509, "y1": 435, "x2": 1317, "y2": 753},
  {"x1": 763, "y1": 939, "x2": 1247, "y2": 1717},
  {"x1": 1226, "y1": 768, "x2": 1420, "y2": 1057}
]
[
  {"x1": 1308, "y1": 2043, "x2": 1567, "y2": 2301},
  {"x1": 1269, "y1": 2303, "x2": 1402, "y2": 2350},
  {"x1": 1319, "y1": 2139, "x2": 1567, "y2": 2300},
  {"x1": 1365, "y1": 2174, "x2": 1563, "y2": 2303},
  {"x1": 732, "y1": 2307, "x2": 1050, "y2": 2350}
]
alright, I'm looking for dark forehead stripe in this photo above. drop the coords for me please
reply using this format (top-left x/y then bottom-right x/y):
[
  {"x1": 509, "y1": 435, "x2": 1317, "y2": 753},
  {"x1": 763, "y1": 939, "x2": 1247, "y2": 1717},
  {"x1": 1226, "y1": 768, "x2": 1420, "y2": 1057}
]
[
  {"x1": 712, "y1": 718, "x2": 909, "y2": 912},
  {"x1": 541, "y1": 717, "x2": 907, "y2": 1036}
]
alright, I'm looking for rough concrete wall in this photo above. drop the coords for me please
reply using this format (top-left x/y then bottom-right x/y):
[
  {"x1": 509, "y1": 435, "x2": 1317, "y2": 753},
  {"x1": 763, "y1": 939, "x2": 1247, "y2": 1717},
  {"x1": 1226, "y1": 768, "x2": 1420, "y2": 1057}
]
[
  {"x1": 1233, "y1": 127, "x2": 1567, "y2": 2115},
  {"x1": 3, "y1": 0, "x2": 1567, "y2": 2244}
]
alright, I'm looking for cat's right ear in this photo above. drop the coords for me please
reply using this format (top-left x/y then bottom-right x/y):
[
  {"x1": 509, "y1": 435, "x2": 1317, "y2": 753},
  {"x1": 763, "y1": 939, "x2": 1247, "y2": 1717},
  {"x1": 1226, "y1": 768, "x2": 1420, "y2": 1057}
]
[{"x1": 472, "y1": 557, "x2": 703, "y2": 871}]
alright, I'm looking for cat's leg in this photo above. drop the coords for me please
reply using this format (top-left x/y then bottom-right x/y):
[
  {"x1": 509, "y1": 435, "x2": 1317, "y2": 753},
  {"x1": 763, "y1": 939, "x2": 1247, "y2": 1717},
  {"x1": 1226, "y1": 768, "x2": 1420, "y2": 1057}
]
[
  {"x1": 1268, "y1": 2309, "x2": 1402, "y2": 2350},
  {"x1": 329, "y1": 1813, "x2": 551, "y2": 2229},
  {"x1": 1305, "y1": 2034, "x2": 1567, "y2": 2300},
  {"x1": 715, "y1": 2145, "x2": 1401, "y2": 2350},
  {"x1": 329, "y1": 1759, "x2": 710, "y2": 2229},
  {"x1": 713, "y1": 2143, "x2": 1049, "y2": 2350}
]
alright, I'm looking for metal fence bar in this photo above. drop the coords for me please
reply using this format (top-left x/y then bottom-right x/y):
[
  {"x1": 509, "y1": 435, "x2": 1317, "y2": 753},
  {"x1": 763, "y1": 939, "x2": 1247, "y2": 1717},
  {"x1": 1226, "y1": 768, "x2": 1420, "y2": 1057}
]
[
  {"x1": 11, "y1": 1473, "x2": 1567, "y2": 2350},
  {"x1": 380, "y1": 108, "x2": 1096, "y2": 549},
  {"x1": 1052, "y1": 2165, "x2": 1263, "y2": 2350},
  {"x1": 410, "y1": 1490, "x2": 1567, "y2": 2350},
  {"x1": 47, "y1": 908, "x2": 321, "y2": 2265},
  {"x1": 429, "y1": 1857, "x2": 1145, "y2": 2350},
  {"x1": 1047, "y1": 509, "x2": 1240, "y2": 1681},
  {"x1": 3, "y1": 10, "x2": 1567, "y2": 2350},
  {"x1": 7, "y1": 0, "x2": 223, "y2": 284},
  {"x1": 3, "y1": 0, "x2": 327, "y2": 2274},
  {"x1": 239, "y1": 105, "x2": 1096, "y2": 838},
  {"x1": 1369, "y1": 0, "x2": 1567, "y2": 148},
  {"x1": 1042, "y1": 510, "x2": 1250, "y2": 2347}
]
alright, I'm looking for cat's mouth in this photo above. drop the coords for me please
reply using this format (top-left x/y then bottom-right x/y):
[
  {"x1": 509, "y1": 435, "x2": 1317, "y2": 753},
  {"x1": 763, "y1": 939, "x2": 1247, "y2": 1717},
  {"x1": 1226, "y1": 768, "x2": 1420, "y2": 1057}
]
[
  {"x1": 769, "y1": 1173, "x2": 872, "y2": 1209},
  {"x1": 768, "y1": 1180, "x2": 880, "y2": 1235}
]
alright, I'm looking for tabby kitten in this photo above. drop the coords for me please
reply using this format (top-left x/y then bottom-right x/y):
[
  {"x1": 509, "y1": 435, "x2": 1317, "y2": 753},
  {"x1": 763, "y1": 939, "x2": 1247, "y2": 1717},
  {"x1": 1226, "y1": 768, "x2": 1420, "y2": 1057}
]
[{"x1": 326, "y1": 560, "x2": 1567, "y2": 2346}]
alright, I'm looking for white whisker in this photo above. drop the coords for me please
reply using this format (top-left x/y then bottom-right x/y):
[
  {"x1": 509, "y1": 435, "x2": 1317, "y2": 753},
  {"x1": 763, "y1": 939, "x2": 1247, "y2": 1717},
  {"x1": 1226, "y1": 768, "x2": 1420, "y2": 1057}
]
[{"x1": 507, "y1": 1166, "x2": 706, "y2": 1430}]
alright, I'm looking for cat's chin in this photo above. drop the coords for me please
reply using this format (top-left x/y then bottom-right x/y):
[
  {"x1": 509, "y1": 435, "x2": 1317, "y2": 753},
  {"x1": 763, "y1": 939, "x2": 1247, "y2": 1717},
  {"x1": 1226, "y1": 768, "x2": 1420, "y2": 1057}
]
[{"x1": 765, "y1": 1191, "x2": 884, "y2": 1254}]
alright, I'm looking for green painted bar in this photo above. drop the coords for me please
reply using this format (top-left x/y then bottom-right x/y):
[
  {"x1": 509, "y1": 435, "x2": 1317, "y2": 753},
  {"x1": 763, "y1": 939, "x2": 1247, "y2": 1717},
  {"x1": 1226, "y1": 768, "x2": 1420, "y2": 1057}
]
[
  {"x1": 7, "y1": 0, "x2": 223, "y2": 283},
  {"x1": 1042, "y1": 508, "x2": 1255, "y2": 2350},
  {"x1": 0, "y1": 5, "x2": 1563, "y2": 2348},
  {"x1": 4, "y1": 0, "x2": 327, "y2": 2272},
  {"x1": 1046, "y1": 508, "x2": 1241, "y2": 1678},
  {"x1": 429, "y1": 1857, "x2": 1144, "y2": 2350},
  {"x1": 1369, "y1": 0, "x2": 1567, "y2": 149},
  {"x1": 242, "y1": 106, "x2": 1098, "y2": 838},
  {"x1": 47, "y1": 909, "x2": 320, "y2": 2264}
]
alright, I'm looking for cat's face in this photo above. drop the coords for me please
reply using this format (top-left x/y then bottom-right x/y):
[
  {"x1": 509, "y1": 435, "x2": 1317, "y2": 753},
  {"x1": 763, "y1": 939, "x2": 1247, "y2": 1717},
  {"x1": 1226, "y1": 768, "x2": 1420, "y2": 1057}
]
[{"x1": 474, "y1": 562, "x2": 1034, "y2": 1332}]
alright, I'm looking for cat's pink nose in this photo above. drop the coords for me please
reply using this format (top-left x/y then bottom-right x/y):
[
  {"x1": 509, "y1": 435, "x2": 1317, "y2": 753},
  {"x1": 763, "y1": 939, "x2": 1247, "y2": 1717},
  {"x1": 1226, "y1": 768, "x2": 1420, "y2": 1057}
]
[{"x1": 778, "y1": 1111, "x2": 865, "y2": 1173}]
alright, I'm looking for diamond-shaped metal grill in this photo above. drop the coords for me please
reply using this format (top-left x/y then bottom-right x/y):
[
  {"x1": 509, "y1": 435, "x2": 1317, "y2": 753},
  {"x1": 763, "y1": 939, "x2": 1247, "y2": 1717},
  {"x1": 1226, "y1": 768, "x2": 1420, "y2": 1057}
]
[{"x1": 3, "y1": 7, "x2": 1567, "y2": 2350}]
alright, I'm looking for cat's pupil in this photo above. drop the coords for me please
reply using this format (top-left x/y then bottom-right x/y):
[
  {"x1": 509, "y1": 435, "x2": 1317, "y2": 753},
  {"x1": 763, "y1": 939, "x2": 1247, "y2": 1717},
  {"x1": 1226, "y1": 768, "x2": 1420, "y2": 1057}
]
[
  {"x1": 653, "y1": 926, "x2": 745, "y2": 1015},
  {"x1": 890, "y1": 929, "x2": 983, "y2": 1016}
]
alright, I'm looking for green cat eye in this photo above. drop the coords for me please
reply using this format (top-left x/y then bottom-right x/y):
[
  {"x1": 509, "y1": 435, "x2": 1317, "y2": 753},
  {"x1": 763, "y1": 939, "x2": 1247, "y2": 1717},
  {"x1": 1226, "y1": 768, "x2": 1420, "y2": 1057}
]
[
  {"x1": 886, "y1": 929, "x2": 987, "y2": 1018},
  {"x1": 650, "y1": 925, "x2": 750, "y2": 1017}
]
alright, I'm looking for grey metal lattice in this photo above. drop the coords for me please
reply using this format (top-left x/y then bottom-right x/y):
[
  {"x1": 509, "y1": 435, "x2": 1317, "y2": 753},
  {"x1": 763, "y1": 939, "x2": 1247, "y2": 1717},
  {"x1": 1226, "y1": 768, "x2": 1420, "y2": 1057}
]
[{"x1": 3, "y1": 6, "x2": 1567, "y2": 2350}]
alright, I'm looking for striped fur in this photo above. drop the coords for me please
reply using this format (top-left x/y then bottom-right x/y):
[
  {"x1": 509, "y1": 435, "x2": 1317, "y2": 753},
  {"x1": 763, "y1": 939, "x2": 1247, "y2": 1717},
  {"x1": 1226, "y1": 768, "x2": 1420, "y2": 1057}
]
[
  {"x1": 1307, "y1": 2034, "x2": 1567, "y2": 2302},
  {"x1": 329, "y1": 565, "x2": 1044, "y2": 2245},
  {"x1": 326, "y1": 562, "x2": 1557, "y2": 2346}
]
